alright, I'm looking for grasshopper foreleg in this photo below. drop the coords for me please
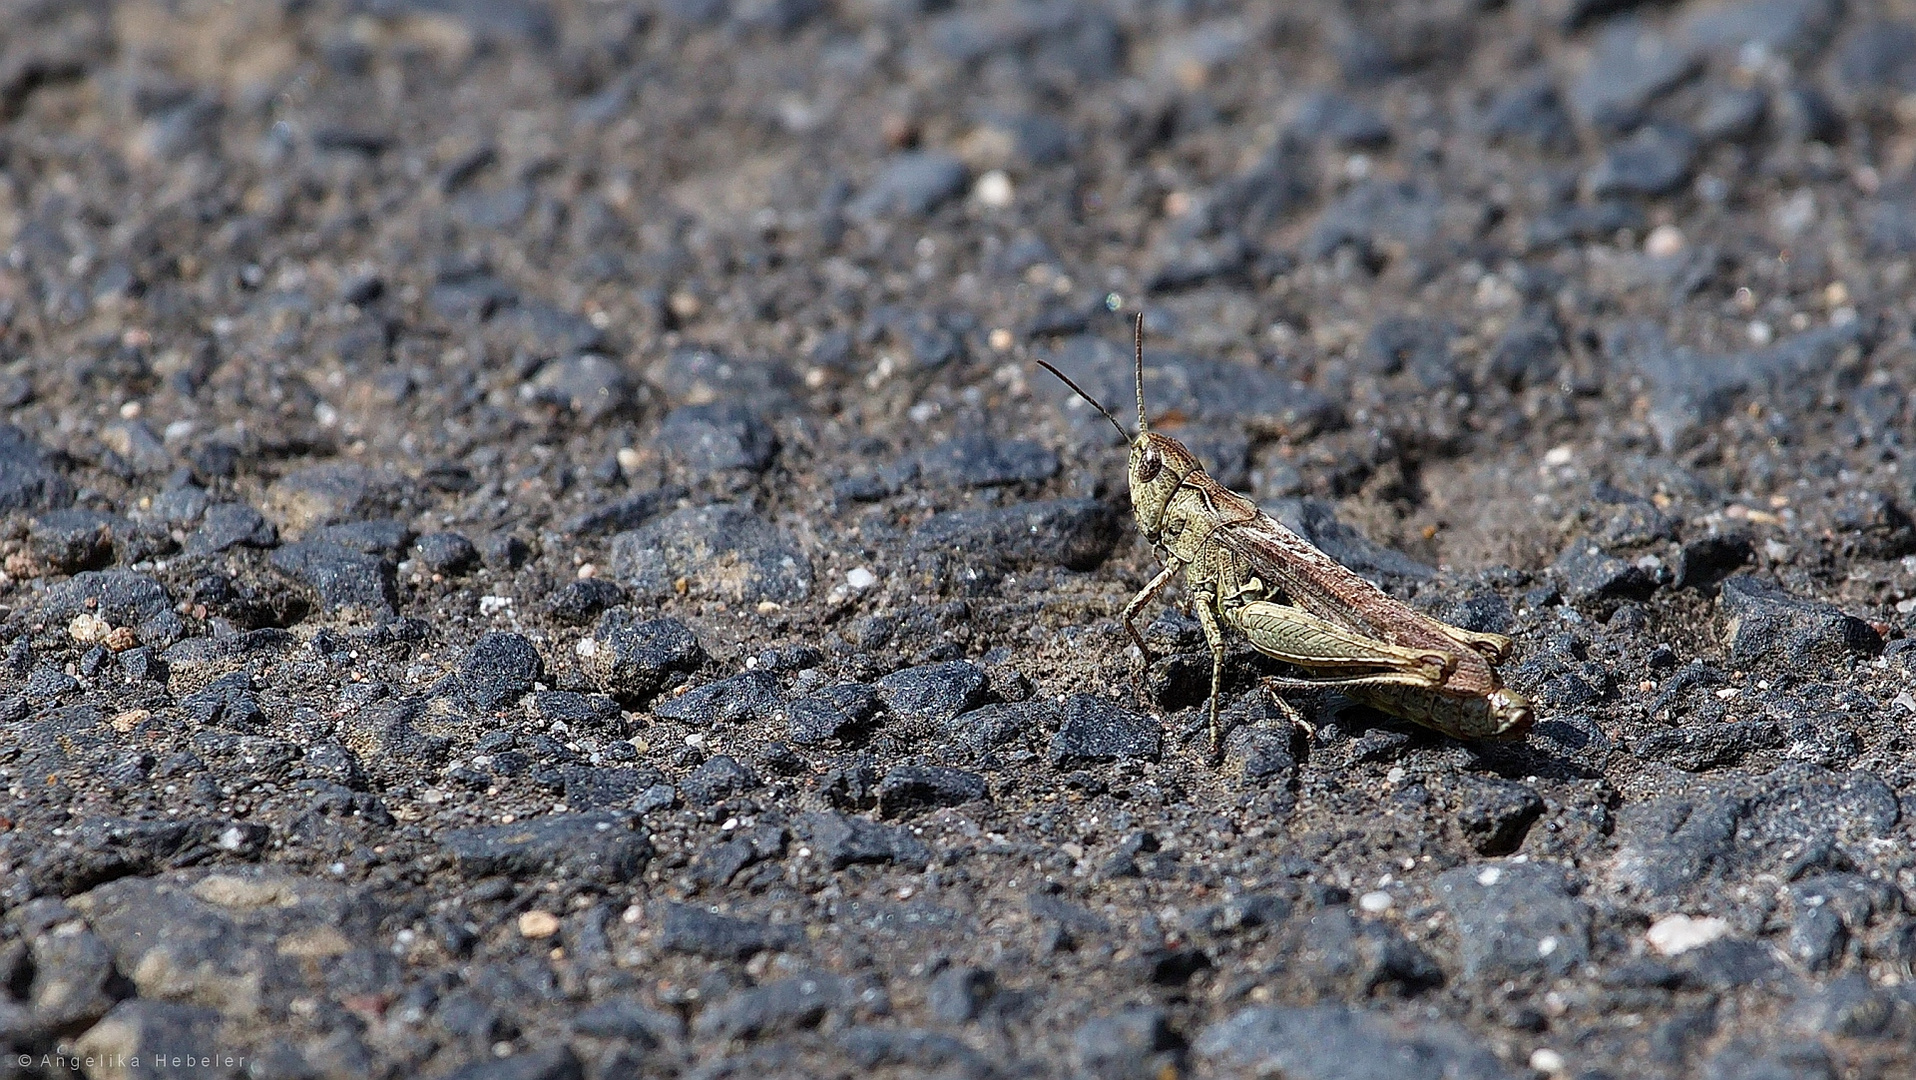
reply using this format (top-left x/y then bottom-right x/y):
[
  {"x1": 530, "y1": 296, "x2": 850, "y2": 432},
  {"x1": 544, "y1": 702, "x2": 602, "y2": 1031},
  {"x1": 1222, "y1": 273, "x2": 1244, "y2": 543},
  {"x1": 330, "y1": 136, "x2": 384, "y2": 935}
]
[{"x1": 1120, "y1": 559, "x2": 1182, "y2": 708}]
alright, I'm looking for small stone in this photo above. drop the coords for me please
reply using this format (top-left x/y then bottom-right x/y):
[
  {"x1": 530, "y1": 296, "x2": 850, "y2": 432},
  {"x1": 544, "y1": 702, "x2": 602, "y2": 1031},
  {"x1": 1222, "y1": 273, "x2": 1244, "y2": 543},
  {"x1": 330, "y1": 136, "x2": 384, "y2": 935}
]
[
  {"x1": 1836, "y1": 19, "x2": 1916, "y2": 91},
  {"x1": 68, "y1": 612, "x2": 112, "y2": 645},
  {"x1": 1587, "y1": 124, "x2": 1699, "y2": 199},
  {"x1": 1571, "y1": 25, "x2": 1701, "y2": 134},
  {"x1": 533, "y1": 692, "x2": 623, "y2": 731},
  {"x1": 692, "y1": 973, "x2": 850, "y2": 1040},
  {"x1": 876, "y1": 765, "x2": 988, "y2": 817},
  {"x1": 656, "y1": 403, "x2": 778, "y2": 475},
  {"x1": 911, "y1": 498, "x2": 1123, "y2": 579},
  {"x1": 1629, "y1": 720, "x2": 1785, "y2": 771},
  {"x1": 270, "y1": 541, "x2": 398, "y2": 615},
  {"x1": 678, "y1": 755, "x2": 760, "y2": 805},
  {"x1": 654, "y1": 671, "x2": 783, "y2": 726},
  {"x1": 413, "y1": 532, "x2": 479, "y2": 575},
  {"x1": 441, "y1": 814, "x2": 651, "y2": 882},
  {"x1": 1362, "y1": 315, "x2": 1458, "y2": 388},
  {"x1": 974, "y1": 169, "x2": 1013, "y2": 207},
  {"x1": 187, "y1": 502, "x2": 277, "y2": 554},
  {"x1": 586, "y1": 612, "x2": 704, "y2": 705},
  {"x1": 1645, "y1": 224, "x2": 1685, "y2": 257},
  {"x1": 454, "y1": 1048, "x2": 586, "y2": 1080},
  {"x1": 1434, "y1": 861, "x2": 1591, "y2": 981},
  {"x1": 74, "y1": 1001, "x2": 227, "y2": 1078},
  {"x1": 99, "y1": 418, "x2": 172, "y2": 475},
  {"x1": 546, "y1": 578, "x2": 626, "y2": 624},
  {"x1": 927, "y1": 966, "x2": 996, "y2": 1023},
  {"x1": 798, "y1": 811, "x2": 932, "y2": 870},
  {"x1": 571, "y1": 997, "x2": 681, "y2": 1044},
  {"x1": 1484, "y1": 311, "x2": 1564, "y2": 390},
  {"x1": 265, "y1": 462, "x2": 410, "y2": 534},
  {"x1": 1695, "y1": 86, "x2": 1767, "y2": 144},
  {"x1": 29, "y1": 509, "x2": 123, "y2": 572},
  {"x1": 1290, "y1": 90, "x2": 1392, "y2": 148},
  {"x1": 1673, "y1": 533, "x2": 1752, "y2": 588},
  {"x1": 1646, "y1": 913, "x2": 1730, "y2": 956},
  {"x1": 902, "y1": 433, "x2": 1060, "y2": 488},
  {"x1": 0, "y1": 424, "x2": 74, "y2": 511},
  {"x1": 480, "y1": 532, "x2": 533, "y2": 570},
  {"x1": 21, "y1": 666, "x2": 72, "y2": 702},
  {"x1": 564, "y1": 485, "x2": 687, "y2": 537},
  {"x1": 41, "y1": 570, "x2": 173, "y2": 627},
  {"x1": 555, "y1": 763, "x2": 656, "y2": 812},
  {"x1": 850, "y1": 151, "x2": 968, "y2": 219},
  {"x1": 784, "y1": 683, "x2": 882, "y2": 746},
  {"x1": 1552, "y1": 542, "x2": 1657, "y2": 604},
  {"x1": 1482, "y1": 79, "x2": 1576, "y2": 152},
  {"x1": 527, "y1": 353, "x2": 636, "y2": 421},
  {"x1": 1198, "y1": 1005, "x2": 1520, "y2": 1079},
  {"x1": 312, "y1": 519, "x2": 413, "y2": 560},
  {"x1": 459, "y1": 632, "x2": 544, "y2": 712},
  {"x1": 1050, "y1": 694, "x2": 1161, "y2": 766},
  {"x1": 875, "y1": 660, "x2": 989, "y2": 725},
  {"x1": 1719, "y1": 574, "x2": 1878, "y2": 665},
  {"x1": 657, "y1": 902, "x2": 799, "y2": 959},
  {"x1": 518, "y1": 910, "x2": 561, "y2": 939},
  {"x1": 610, "y1": 505, "x2": 813, "y2": 604},
  {"x1": 1454, "y1": 776, "x2": 1546, "y2": 855},
  {"x1": 1074, "y1": 1007, "x2": 1180, "y2": 1079}
]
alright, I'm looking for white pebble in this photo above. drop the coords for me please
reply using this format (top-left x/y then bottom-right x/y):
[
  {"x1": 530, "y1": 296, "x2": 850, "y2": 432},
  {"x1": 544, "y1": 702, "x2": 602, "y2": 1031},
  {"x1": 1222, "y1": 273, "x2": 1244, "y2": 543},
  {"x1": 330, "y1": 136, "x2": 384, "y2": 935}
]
[
  {"x1": 846, "y1": 567, "x2": 877, "y2": 590},
  {"x1": 1529, "y1": 1048, "x2": 1566, "y2": 1074},
  {"x1": 1542, "y1": 444, "x2": 1574, "y2": 467},
  {"x1": 1644, "y1": 224, "x2": 1684, "y2": 258},
  {"x1": 1646, "y1": 913, "x2": 1729, "y2": 956},
  {"x1": 68, "y1": 613, "x2": 112, "y2": 645},
  {"x1": 1747, "y1": 320, "x2": 1774, "y2": 345},
  {"x1": 975, "y1": 169, "x2": 1014, "y2": 208},
  {"x1": 1358, "y1": 890, "x2": 1393, "y2": 913},
  {"x1": 1476, "y1": 866, "x2": 1504, "y2": 886}
]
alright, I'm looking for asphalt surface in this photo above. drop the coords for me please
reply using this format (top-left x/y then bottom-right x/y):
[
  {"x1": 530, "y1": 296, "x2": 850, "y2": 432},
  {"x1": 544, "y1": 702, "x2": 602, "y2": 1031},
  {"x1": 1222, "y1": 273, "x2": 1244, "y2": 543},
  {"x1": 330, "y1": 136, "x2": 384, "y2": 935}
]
[{"x1": 2, "y1": 0, "x2": 1916, "y2": 1077}]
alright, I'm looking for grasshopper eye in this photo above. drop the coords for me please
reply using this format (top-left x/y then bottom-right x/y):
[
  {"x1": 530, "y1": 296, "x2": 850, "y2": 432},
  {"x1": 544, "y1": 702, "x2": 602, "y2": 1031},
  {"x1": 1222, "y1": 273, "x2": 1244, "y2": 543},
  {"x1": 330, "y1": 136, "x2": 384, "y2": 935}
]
[{"x1": 1137, "y1": 452, "x2": 1162, "y2": 482}]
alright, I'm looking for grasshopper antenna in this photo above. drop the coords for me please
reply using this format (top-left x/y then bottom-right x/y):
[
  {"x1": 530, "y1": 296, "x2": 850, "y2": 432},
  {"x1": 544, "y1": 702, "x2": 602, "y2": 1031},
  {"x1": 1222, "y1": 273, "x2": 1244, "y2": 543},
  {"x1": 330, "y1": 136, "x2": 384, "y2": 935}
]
[
  {"x1": 1034, "y1": 360, "x2": 1130, "y2": 442},
  {"x1": 1133, "y1": 311, "x2": 1149, "y2": 436}
]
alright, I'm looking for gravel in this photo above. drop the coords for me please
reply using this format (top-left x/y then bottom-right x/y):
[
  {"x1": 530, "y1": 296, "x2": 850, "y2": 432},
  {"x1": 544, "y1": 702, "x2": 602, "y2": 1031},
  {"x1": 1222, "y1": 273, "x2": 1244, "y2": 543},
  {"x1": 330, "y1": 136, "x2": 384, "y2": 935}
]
[{"x1": 1, "y1": 0, "x2": 1914, "y2": 1074}]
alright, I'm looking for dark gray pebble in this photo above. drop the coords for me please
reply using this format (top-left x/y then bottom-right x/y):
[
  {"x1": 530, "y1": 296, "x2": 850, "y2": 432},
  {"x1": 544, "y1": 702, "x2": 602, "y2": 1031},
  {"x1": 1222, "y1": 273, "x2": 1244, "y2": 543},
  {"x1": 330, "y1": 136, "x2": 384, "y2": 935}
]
[
  {"x1": 1049, "y1": 694, "x2": 1162, "y2": 767},
  {"x1": 413, "y1": 532, "x2": 480, "y2": 575},
  {"x1": 610, "y1": 505, "x2": 813, "y2": 604},
  {"x1": 876, "y1": 765, "x2": 989, "y2": 817},
  {"x1": 875, "y1": 660, "x2": 988, "y2": 725},
  {"x1": 588, "y1": 612, "x2": 704, "y2": 705},
  {"x1": 678, "y1": 754, "x2": 760, "y2": 805}
]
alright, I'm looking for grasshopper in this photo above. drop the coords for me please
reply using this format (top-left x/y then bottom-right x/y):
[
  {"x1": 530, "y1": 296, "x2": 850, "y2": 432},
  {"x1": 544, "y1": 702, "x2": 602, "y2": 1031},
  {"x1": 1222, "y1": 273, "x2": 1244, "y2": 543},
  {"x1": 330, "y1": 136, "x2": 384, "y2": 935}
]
[{"x1": 1037, "y1": 315, "x2": 1533, "y2": 749}]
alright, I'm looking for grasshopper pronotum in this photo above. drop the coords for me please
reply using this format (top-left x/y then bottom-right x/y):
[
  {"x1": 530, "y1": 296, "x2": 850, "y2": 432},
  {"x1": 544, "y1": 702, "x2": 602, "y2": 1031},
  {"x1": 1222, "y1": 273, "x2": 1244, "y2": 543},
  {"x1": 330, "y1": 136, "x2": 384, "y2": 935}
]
[{"x1": 1038, "y1": 315, "x2": 1533, "y2": 749}]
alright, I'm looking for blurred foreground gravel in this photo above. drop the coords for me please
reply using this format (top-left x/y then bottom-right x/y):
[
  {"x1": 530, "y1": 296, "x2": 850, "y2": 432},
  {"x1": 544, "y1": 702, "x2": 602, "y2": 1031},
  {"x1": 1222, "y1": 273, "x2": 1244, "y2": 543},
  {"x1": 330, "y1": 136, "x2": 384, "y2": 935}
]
[{"x1": 3, "y1": 0, "x2": 1916, "y2": 1076}]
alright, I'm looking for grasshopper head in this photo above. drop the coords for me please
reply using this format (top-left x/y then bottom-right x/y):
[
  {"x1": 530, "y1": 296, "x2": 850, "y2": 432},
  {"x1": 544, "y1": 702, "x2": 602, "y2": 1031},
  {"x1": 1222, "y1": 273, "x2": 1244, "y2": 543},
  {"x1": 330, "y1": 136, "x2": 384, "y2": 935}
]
[
  {"x1": 1483, "y1": 687, "x2": 1535, "y2": 738},
  {"x1": 1128, "y1": 431, "x2": 1202, "y2": 540}
]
